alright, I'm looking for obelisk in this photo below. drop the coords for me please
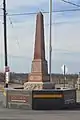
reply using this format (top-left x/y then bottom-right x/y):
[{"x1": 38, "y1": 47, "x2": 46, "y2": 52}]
[{"x1": 24, "y1": 12, "x2": 54, "y2": 90}]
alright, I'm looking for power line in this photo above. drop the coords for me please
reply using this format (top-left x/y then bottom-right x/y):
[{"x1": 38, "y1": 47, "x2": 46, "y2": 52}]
[
  {"x1": 0, "y1": 0, "x2": 2, "y2": 10},
  {"x1": 0, "y1": 0, "x2": 2, "y2": 6},
  {"x1": 8, "y1": 12, "x2": 39, "y2": 16},
  {"x1": 8, "y1": 16, "x2": 13, "y2": 28},
  {"x1": 0, "y1": 8, "x2": 79, "y2": 17},
  {"x1": 0, "y1": 1, "x2": 80, "y2": 27},
  {"x1": 7, "y1": 15, "x2": 20, "y2": 48},
  {"x1": 5, "y1": 0, "x2": 80, "y2": 16},
  {"x1": 6, "y1": 9, "x2": 80, "y2": 16},
  {"x1": 0, "y1": 0, "x2": 80, "y2": 16},
  {"x1": 0, "y1": 9, "x2": 79, "y2": 17},
  {"x1": 4, "y1": 49, "x2": 80, "y2": 57},
  {"x1": 55, "y1": 9, "x2": 80, "y2": 12},
  {"x1": 61, "y1": 0, "x2": 80, "y2": 8}
]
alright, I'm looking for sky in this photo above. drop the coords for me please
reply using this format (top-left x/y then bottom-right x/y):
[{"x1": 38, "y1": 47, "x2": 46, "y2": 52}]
[{"x1": 0, "y1": 0, "x2": 80, "y2": 73}]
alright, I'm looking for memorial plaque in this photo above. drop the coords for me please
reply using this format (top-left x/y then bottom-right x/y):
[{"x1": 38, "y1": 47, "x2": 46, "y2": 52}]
[
  {"x1": 8, "y1": 95, "x2": 29, "y2": 103},
  {"x1": 7, "y1": 90, "x2": 32, "y2": 110},
  {"x1": 29, "y1": 75, "x2": 41, "y2": 81}
]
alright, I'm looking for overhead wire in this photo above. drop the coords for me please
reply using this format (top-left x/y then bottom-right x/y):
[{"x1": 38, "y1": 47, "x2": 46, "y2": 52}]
[
  {"x1": 1, "y1": 0, "x2": 80, "y2": 43},
  {"x1": 0, "y1": 0, "x2": 80, "y2": 73},
  {"x1": 5, "y1": 0, "x2": 80, "y2": 16},
  {"x1": 7, "y1": 14, "x2": 20, "y2": 69},
  {"x1": 4, "y1": 0, "x2": 80, "y2": 17},
  {"x1": 5, "y1": 0, "x2": 80, "y2": 45},
  {"x1": 7, "y1": 14, "x2": 20, "y2": 49},
  {"x1": 0, "y1": 0, "x2": 3, "y2": 9},
  {"x1": 61, "y1": 0, "x2": 80, "y2": 8},
  {"x1": 8, "y1": 16, "x2": 13, "y2": 28},
  {"x1": 3, "y1": 0, "x2": 80, "y2": 26},
  {"x1": 4, "y1": 9, "x2": 80, "y2": 16},
  {"x1": 0, "y1": 9, "x2": 80, "y2": 17},
  {"x1": 0, "y1": 0, "x2": 79, "y2": 16}
]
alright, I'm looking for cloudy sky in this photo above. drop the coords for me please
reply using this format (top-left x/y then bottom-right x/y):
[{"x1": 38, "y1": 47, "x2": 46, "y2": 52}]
[{"x1": 0, "y1": 0, "x2": 80, "y2": 74}]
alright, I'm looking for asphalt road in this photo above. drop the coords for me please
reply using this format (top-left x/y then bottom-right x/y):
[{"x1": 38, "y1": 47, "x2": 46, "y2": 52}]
[{"x1": 0, "y1": 108, "x2": 80, "y2": 120}]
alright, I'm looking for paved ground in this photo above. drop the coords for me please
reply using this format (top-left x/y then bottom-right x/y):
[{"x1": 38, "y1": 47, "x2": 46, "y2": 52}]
[{"x1": 0, "y1": 108, "x2": 80, "y2": 120}]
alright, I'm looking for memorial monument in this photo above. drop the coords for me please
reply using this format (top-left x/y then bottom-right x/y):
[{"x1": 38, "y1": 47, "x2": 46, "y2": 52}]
[
  {"x1": 5, "y1": 12, "x2": 76, "y2": 110},
  {"x1": 24, "y1": 12, "x2": 54, "y2": 90}
]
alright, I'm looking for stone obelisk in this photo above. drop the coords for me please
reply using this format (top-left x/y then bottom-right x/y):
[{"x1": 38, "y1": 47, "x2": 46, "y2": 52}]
[{"x1": 24, "y1": 12, "x2": 54, "y2": 90}]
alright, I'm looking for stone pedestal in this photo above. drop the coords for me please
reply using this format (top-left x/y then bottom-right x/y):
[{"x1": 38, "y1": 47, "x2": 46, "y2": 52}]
[
  {"x1": 24, "y1": 82, "x2": 55, "y2": 90},
  {"x1": 31, "y1": 59, "x2": 48, "y2": 74},
  {"x1": 28, "y1": 59, "x2": 49, "y2": 82}
]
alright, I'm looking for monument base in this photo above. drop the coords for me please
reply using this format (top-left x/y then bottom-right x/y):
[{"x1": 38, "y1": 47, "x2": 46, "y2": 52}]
[{"x1": 24, "y1": 82, "x2": 55, "y2": 90}]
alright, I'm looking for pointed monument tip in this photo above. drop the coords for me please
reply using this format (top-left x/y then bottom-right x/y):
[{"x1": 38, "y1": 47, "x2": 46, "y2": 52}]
[{"x1": 37, "y1": 11, "x2": 43, "y2": 16}]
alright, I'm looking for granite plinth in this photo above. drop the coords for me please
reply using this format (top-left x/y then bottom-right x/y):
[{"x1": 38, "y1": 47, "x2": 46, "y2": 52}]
[{"x1": 24, "y1": 82, "x2": 55, "y2": 90}]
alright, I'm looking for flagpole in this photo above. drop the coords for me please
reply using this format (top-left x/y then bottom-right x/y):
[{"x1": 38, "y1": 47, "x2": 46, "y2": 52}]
[{"x1": 49, "y1": 0, "x2": 52, "y2": 82}]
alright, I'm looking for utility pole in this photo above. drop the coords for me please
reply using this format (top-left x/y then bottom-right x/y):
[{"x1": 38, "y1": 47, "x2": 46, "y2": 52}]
[
  {"x1": 49, "y1": 0, "x2": 52, "y2": 82},
  {"x1": 3, "y1": 0, "x2": 9, "y2": 88}
]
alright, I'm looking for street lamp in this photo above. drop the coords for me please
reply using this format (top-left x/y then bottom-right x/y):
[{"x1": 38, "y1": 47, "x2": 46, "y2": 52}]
[{"x1": 49, "y1": 0, "x2": 52, "y2": 82}]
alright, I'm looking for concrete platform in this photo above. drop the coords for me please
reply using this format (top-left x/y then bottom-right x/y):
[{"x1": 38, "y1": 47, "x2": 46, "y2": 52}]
[{"x1": 0, "y1": 88, "x2": 75, "y2": 110}]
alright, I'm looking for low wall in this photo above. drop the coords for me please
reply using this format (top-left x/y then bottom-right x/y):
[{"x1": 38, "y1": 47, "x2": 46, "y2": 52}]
[
  {"x1": 3, "y1": 88, "x2": 76, "y2": 110},
  {"x1": 32, "y1": 89, "x2": 76, "y2": 110},
  {"x1": 7, "y1": 89, "x2": 32, "y2": 110}
]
